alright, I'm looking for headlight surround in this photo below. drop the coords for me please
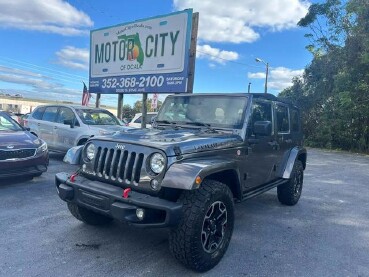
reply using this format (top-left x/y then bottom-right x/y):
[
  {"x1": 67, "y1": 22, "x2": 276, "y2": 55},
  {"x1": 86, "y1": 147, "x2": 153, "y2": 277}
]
[
  {"x1": 86, "y1": 143, "x2": 95, "y2": 161},
  {"x1": 150, "y1": 153, "x2": 165, "y2": 174},
  {"x1": 36, "y1": 141, "x2": 47, "y2": 154}
]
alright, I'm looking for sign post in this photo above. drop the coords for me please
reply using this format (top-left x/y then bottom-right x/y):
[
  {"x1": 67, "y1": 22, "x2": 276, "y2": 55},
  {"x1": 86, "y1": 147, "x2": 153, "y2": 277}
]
[{"x1": 187, "y1": 12, "x2": 199, "y2": 93}]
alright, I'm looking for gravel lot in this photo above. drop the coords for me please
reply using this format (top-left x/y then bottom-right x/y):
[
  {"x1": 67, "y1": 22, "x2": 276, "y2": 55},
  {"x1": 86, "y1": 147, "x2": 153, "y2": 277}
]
[{"x1": 0, "y1": 148, "x2": 369, "y2": 277}]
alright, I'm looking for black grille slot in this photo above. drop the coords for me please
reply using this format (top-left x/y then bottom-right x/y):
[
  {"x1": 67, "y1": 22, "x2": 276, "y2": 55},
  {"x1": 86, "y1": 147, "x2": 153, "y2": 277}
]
[
  {"x1": 91, "y1": 147, "x2": 144, "y2": 185},
  {"x1": 0, "y1": 149, "x2": 36, "y2": 160},
  {"x1": 133, "y1": 153, "x2": 144, "y2": 183}
]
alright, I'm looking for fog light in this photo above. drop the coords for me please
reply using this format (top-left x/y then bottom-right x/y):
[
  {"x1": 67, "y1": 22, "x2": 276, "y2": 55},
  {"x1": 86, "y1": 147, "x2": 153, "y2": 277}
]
[
  {"x1": 150, "y1": 179, "x2": 159, "y2": 190},
  {"x1": 136, "y1": 208, "x2": 145, "y2": 220}
]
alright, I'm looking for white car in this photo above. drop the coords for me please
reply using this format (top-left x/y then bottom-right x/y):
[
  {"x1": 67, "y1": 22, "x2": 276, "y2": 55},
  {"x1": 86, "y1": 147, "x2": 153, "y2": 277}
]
[
  {"x1": 26, "y1": 105, "x2": 131, "y2": 152},
  {"x1": 129, "y1": 112, "x2": 157, "y2": 128}
]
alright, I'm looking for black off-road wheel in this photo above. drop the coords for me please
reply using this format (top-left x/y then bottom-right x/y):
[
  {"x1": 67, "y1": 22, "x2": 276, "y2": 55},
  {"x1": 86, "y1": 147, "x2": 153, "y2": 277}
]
[
  {"x1": 277, "y1": 160, "x2": 304, "y2": 206},
  {"x1": 169, "y1": 180, "x2": 234, "y2": 272},
  {"x1": 67, "y1": 203, "x2": 113, "y2": 225}
]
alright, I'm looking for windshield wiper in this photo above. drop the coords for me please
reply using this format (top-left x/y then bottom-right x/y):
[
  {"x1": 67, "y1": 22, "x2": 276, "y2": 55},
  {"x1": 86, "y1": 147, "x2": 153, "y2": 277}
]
[
  {"x1": 156, "y1": 120, "x2": 176, "y2": 125},
  {"x1": 185, "y1": 121, "x2": 211, "y2": 127},
  {"x1": 185, "y1": 122, "x2": 217, "y2": 132}
]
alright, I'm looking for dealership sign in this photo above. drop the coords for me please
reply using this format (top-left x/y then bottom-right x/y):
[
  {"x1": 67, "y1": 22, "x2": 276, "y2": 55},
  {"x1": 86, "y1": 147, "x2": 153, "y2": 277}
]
[{"x1": 89, "y1": 10, "x2": 193, "y2": 94}]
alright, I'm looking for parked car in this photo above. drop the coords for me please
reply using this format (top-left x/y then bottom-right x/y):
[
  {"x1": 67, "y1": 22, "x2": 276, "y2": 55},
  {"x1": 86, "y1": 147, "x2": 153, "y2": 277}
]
[
  {"x1": 26, "y1": 105, "x2": 131, "y2": 153},
  {"x1": 0, "y1": 111, "x2": 48, "y2": 179},
  {"x1": 129, "y1": 112, "x2": 157, "y2": 128},
  {"x1": 56, "y1": 93, "x2": 306, "y2": 272}
]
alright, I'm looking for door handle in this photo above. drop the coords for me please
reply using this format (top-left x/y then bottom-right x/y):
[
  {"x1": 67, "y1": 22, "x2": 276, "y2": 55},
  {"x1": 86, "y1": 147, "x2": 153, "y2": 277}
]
[
  {"x1": 37, "y1": 123, "x2": 40, "y2": 126},
  {"x1": 54, "y1": 126, "x2": 58, "y2": 129}
]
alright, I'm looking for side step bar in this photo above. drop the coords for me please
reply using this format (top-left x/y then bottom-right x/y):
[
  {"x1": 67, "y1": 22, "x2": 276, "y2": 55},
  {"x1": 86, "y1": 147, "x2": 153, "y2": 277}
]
[{"x1": 242, "y1": 179, "x2": 288, "y2": 200}]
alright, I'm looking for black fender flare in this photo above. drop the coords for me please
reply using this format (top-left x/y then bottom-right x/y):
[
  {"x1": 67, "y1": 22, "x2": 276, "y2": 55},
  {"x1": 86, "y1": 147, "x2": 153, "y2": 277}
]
[
  {"x1": 63, "y1": 145, "x2": 83, "y2": 165},
  {"x1": 161, "y1": 158, "x2": 241, "y2": 190},
  {"x1": 278, "y1": 146, "x2": 307, "y2": 179}
]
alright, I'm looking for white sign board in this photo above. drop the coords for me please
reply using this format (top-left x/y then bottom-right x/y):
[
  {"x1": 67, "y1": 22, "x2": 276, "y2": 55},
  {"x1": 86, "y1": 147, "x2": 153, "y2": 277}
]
[{"x1": 89, "y1": 10, "x2": 193, "y2": 94}]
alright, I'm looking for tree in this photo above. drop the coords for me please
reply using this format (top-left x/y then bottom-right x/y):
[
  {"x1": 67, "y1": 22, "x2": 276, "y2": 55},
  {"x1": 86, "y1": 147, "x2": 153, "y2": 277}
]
[{"x1": 280, "y1": 0, "x2": 369, "y2": 153}]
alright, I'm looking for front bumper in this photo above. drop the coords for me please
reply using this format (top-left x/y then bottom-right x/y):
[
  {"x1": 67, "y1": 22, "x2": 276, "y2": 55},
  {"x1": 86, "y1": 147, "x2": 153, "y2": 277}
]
[
  {"x1": 0, "y1": 153, "x2": 49, "y2": 179},
  {"x1": 55, "y1": 172, "x2": 182, "y2": 228}
]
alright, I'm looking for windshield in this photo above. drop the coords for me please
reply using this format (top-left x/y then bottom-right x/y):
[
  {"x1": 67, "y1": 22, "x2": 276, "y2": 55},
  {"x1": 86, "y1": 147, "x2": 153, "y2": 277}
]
[
  {"x1": 0, "y1": 113, "x2": 23, "y2": 131},
  {"x1": 157, "y1": 95, "x2": 248, "y2": 129},
  {"x1": 75, "y1": 109, "x2": 121, "y2": 126}
]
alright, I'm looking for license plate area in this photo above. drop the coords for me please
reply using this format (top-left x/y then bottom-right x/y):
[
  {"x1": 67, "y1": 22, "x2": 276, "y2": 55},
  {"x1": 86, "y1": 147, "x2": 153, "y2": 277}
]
[{"x1": 79, "y1": 189, "x2": 110, "y2": 210}]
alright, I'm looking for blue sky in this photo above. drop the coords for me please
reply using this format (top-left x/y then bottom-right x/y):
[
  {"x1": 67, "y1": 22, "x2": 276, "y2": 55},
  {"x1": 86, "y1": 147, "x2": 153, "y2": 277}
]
[{"x1": 0, "y1": 0, "x2": 315, "y2": 107}]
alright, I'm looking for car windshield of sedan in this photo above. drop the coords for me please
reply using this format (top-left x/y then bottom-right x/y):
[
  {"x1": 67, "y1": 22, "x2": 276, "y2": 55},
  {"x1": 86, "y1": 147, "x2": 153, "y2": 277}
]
[
  {"x1": 156, "y1": 95, "x2": 248, "y2": 129},
  {"x1": 75, "y1": 109, "x2": 121, "y2": 126},
  {"x1": 0, "y1": 113, "x2": 23, "y2": 131}
]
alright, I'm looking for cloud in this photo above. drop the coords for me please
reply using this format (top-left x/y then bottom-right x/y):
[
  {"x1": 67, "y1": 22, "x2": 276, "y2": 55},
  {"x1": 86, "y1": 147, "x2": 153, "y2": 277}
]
[
  {"x1": 196, "y1": 44, "x2": 239, "y2": 64},
  {"x1": 0, "y1": 0, "x2": 93, "y2": 35},
  {"x1": 56, "y1": 46, "x2": 89, "y2": 71},
  {"x1": 173, "y1": 0, "x2": 310, "y2": 43},
  {"x1": 248, "y1": 67, "x2": 304, "y2": 91},
  {"x1": 0, "y1": 73, "x2": 58, "y2": 90},
  {"x1": 0, "y1": 65, "x2": 45, "y2": 78}
]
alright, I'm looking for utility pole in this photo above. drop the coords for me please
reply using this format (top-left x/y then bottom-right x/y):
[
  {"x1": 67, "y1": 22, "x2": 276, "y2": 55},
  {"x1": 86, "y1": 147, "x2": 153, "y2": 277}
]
[
  {"x1": 255, "y1": 58, "x2": 269, "y2": 94},
  {"x1": 264, "y1": 63, "x2": 269, "y2": 94}
]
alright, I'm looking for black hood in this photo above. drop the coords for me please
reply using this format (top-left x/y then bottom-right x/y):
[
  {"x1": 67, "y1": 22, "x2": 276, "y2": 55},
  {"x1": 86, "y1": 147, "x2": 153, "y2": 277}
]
[{"x1": 95, "y1": 127, "x2": 243, "y2": 156}]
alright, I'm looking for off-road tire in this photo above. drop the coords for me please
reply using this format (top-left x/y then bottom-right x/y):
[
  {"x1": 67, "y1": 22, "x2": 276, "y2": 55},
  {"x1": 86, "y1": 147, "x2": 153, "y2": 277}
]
[
  {"x1": 277, "y1": 160, "x2": 304, "y2": 206},
  {"x1": 67, "y1": 203, "x2": 113, "y2": 225},
  {"x1": 169, "y1": 180, "x2": 234, "y2": 272}
]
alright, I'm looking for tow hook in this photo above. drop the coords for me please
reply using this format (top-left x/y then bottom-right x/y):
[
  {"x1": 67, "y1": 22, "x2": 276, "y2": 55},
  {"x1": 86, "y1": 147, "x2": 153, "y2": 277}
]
[{"x1": 123, "y1": 188, "x2": 131, "y2": 198}]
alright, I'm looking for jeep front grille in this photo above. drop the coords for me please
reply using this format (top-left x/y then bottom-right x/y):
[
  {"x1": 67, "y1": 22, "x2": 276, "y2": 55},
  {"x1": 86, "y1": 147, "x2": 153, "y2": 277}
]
[{"x1": 92, "y1": 146, "x2": 144, "y2": 184}]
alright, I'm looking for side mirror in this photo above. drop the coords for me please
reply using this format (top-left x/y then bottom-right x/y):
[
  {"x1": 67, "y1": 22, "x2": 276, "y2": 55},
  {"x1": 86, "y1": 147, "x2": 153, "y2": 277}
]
[
  {"x1": 254, "y1": 121, "x2": 272, "y2": 136},
  {"x1": 64, "y1": 119, "x2": 75, "y2": 128}
]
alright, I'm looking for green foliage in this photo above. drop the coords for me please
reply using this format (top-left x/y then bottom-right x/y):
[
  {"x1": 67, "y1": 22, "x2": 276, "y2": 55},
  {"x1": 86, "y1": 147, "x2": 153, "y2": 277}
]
[
  {"x1": 122, "y1": 97, "x2": 163, "y2": 121},
  {"x1": 280, "y1": 0, "x2": 369, "y2": 153}
]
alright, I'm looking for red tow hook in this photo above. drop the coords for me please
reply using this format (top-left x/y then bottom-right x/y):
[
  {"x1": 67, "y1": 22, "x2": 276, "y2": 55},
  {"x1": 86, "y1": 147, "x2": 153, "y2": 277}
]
[
  {"x1": 123, "y1": 188, "x2": 131, "y2": 199},
  {"x1": 70, "y1": 172, "x2": 79, "y2": 182}
]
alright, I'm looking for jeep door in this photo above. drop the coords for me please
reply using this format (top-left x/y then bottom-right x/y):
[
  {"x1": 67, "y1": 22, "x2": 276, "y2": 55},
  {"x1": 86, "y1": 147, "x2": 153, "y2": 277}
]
[{"x1": 244, "y1": 99, "x2": 279, "y2": 189}]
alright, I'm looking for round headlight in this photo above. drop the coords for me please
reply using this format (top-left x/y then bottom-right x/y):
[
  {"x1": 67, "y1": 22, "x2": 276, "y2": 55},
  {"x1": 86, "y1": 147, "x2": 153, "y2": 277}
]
[
  {"x1": 86, "y1": 143, "x2": 95, "y2": 160},
  {"x1": 150, "y1": 153, "x2": 165, "y2": 174}
]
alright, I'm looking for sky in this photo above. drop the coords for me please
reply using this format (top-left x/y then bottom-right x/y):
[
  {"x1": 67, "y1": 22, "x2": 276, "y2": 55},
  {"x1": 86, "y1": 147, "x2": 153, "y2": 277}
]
[{"x1": 0, "y1": 0, "x2": 315, "y2": 107}]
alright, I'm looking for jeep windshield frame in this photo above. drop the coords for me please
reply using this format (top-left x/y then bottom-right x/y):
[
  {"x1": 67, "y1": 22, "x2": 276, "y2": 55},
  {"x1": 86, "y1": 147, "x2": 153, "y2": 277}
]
[{"x1": 156, "y1": 94, "x2": 248, "y2": 130}]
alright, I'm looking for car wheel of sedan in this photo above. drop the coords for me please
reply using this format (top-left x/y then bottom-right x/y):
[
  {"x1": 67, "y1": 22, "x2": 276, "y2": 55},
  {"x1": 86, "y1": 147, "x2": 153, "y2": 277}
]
[
  {"x1": 169, "y1": 180, "x2": 234, "y2": 272},
  {"x1": 67, "y1": 203, "x2": 113, "y2": 225}
]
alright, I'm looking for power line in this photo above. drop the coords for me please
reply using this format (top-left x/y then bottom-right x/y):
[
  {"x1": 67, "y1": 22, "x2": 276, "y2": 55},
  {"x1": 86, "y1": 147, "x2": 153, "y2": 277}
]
[{"x1": 0, "y1": 56, "x2": 87, "y2": 79}]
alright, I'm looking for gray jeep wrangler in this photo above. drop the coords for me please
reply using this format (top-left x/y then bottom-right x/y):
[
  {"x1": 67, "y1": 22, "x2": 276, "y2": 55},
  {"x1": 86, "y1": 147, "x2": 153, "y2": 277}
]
[{"x1": 56, "y1": 93, "x2": 306, "y2": 272}]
